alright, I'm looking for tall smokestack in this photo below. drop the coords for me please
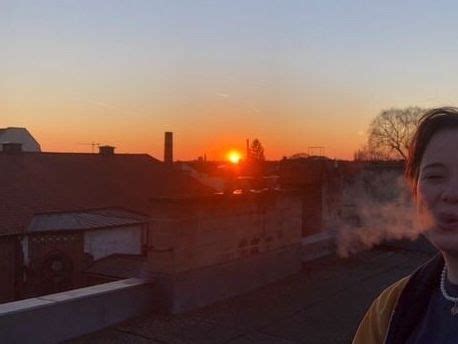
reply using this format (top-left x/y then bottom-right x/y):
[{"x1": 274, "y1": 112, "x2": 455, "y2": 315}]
[
  {"x1": 246, "y1": 139, "x2": 250, "y2": 161},
  {"x1": 164, "y1": 132, "x2": 173, "y2": 166}
]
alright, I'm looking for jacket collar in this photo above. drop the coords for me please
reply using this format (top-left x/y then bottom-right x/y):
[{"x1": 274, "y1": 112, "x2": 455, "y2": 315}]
[{"x1": 385, "y1": 253, "x2": 444, "y2": 344}]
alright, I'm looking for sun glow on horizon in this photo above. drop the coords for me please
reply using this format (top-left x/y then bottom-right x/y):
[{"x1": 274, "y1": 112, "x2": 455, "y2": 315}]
[{"x1": 227, "y1": 150, "x2": 242, "y2": 164}]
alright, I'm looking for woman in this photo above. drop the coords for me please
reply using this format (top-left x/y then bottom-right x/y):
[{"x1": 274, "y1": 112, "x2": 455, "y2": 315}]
[{"x1": 353, "y1": 107, "x2": 458, "y2": 343}]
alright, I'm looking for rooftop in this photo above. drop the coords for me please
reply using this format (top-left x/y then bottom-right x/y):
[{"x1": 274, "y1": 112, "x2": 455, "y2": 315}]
[
  {"x1": 27, "y1": 207, "x2": 149, "y2": 232},
  {"x1": 85, "y1": 254, "x2": 146, "y2": 280},
  {"x1": 70, "y1": 239, "x2": 436, "y2": 344},
  {"x1": 0, "y1": 152, "x2": 213, "y2": 235}
]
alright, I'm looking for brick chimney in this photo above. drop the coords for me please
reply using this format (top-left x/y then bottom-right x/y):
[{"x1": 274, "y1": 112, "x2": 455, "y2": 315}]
[
  {"x1": 98, "y1": 145, "x2": 115, "y2": 155},
  {"x1": 164, "y1": 132, "x2": 173, "y2": 166},
  {"x1": 1, "y1": 142, "x2": 23, "y2": 153}
]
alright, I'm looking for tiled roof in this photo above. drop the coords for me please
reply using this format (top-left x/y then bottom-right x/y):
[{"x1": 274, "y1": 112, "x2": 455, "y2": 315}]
[
  {"x1": 27, "y1": 207, "x2": 150, "y2": 232},
  {"x1": 0, "y1": 152, "x2": 212, "y2": 235}
]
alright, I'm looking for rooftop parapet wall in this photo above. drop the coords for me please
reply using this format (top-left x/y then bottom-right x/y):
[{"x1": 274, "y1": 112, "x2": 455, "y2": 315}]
[{"x1": 0, "y1": 278, "x2": 154, "y2": 344}]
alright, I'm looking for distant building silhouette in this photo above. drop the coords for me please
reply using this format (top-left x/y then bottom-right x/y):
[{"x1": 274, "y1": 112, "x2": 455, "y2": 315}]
[{"x1": 0, "y1": 127, "x2": 40, "y2": 152}]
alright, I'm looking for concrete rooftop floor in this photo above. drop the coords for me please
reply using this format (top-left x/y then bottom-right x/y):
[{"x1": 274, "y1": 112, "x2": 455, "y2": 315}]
[{"x1": 70, "y1": 240, "x2": 436, "y2": 344}]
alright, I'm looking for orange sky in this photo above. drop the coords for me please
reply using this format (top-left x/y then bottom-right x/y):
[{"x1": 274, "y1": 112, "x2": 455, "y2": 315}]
[
  {"x1": 3, "y1": 1, "x2": 456, "y2": 161},
  {"x1": 2, "y1": 86, "x2": 370, "y2": 161}
]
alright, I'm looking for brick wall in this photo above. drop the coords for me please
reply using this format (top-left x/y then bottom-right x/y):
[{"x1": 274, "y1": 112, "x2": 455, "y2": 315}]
[
  {"x1": 148, "y1": 191, "x2": 302, "y2": 274},
  {"x1": 0, "y1": 236, "x2": 21, "y2": 302},
  {"x1": 26, "y1": 232, "x2": 85, "y2": 297}
]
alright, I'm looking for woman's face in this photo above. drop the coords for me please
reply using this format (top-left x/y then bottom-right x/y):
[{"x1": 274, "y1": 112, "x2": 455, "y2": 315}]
[{"x1": 417, "y1": 128, "x2": 458, "y2": 255}]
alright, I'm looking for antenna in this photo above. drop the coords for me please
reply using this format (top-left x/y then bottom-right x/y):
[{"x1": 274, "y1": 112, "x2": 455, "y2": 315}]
[
  {"x1": 308, "y1": 146, "x2": 325, "y2": 157},
  {"x1": 77, "y1": 142, "x2": 101, "y2": 153}
]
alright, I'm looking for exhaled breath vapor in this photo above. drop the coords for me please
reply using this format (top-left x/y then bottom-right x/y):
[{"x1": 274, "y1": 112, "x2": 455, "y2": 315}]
[{"x1": 328, "y1": 171, "x2": 430, "y2": 257}]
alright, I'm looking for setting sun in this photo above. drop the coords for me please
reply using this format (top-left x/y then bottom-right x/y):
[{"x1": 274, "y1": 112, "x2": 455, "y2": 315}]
[{"x1": 227, "y1": 150, "x2": 242, "y2": 164}]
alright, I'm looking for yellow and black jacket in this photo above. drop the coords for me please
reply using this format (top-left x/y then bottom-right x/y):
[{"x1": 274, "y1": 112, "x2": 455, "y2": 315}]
[{"x1": 353, "y1": 254, "x2": 443, "y2": 344}]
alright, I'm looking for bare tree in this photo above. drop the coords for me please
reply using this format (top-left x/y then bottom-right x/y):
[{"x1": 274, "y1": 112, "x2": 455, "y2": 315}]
[
  {"x1": 246, "y1": 139, "x2": 265, "y2": 182},
  {"x1": 366, "y1": 107, "x2": 426, "y2": 160},
  {"x1": 353, "y1": 144, "x2": 391, "y2": 161},
  {"x1": 250, "y1": 138, "x2": 265, "y2": 161}
]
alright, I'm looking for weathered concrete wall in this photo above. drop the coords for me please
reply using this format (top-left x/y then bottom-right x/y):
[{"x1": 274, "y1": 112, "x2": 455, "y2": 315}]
[
  {"x1": 157, "y1": 244, "x2": 302, "y2": 313},
  {"x1": 324, "y1": 167, "x2": 407, "y2": 229},
  {"x1": 84, "y1": 225, "x2": 143, "y2": 260},
  {"x1": 0, "y1": 278, "x2": 154, "y2": 344},
  {"x1": 147, "y1": 191, "x2": 303, "y2": 313}
]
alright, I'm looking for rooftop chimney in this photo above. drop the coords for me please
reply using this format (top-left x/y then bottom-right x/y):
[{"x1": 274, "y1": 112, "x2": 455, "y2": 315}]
[
  {"x1": 164, "y1": 132, "x2": 173, "y2": 166},
  {"x1": 98, "y1": 145, "x2": 115, "y2": 155},
  {"x1": 1, "y1": 142, "x2": 23, "y2": 153}
]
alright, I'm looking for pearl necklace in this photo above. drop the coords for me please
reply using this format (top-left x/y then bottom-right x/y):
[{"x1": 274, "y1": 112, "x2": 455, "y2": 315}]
[{"x1": 440, "y1": 266, "x2": 458, "y2": 315}]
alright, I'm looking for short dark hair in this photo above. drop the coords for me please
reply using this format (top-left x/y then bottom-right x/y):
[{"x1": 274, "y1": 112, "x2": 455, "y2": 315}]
[{"x1": 405, "y1": 107, "x2": 458, "y2": 193}]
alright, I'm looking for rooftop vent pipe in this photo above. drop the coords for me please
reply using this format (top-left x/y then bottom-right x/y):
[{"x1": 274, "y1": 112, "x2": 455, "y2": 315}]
[{"x1": 99, "y1": 145, "x2": 115, "y2": 155}]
